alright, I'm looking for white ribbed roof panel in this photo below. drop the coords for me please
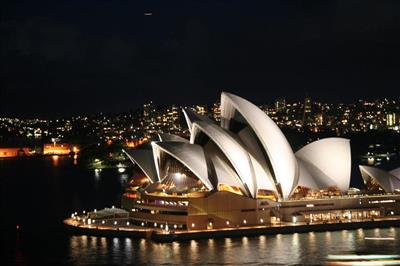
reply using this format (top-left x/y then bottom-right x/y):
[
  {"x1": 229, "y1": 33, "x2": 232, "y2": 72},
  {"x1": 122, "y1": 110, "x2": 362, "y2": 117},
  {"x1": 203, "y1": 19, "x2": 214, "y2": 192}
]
[
  {"x1": 360, "y1": 165, "x2": 400, "y2": 193},
  {"x1": 296, "y1": 158, "x2": 319, "y2": 191},
  {"x1": 152, "y1": 141, "x2": 213, "y2": 190},
  {"x1": 190, "y1": 120, "x2": 257, "y2": 198},
  {"x1": 123, "y1": 149, "x2": 158, "y2": 183},
  {"x1": 158, "y1": 133, "x2": 189, "y2": 143},
  {"x1": 389, "y1": 167, "x2": 400, "y2": 179},
  {"x1": 182, "y1": 108, "x2": 214, "y2": 133},
  {"x1": 220, "y1": 92, "x2": 298, "y2": 199},
  {"x1": 295, "y1": 138, "x2": 351, "y2": 193}
]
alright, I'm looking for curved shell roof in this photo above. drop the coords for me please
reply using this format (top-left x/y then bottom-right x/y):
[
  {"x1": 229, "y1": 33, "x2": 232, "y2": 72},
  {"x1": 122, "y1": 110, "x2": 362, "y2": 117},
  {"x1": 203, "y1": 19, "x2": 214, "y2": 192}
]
[
  {"x1": 295, "y1": 138, "x2": 351, "y2": 193},
  {"x1": 220, "y1": 92, "x2": 298, "y2": 199},
  {"x1": 123, "y1": 149, "x2": 158, "y2": 183},
  {"x1": 158, "y1": 133, "x2": 189, "y2": 143},
  {"x1": 190, "y1": 120, "x2": 257, "y2": 198},
  {"x1": 359, "y1": 165, "x2": 400, "y2": 193},
  {"x1": 182, "y1": 108, "x2": 215, "y2": 133},
  {"x1": 124, "y1": 92, "x2": 357, "y2": 200},
  {"x1": 152, "y1": 141, "x2": 213, "y2": 190},
  {"x1": 390, "y1": 167, "x2": 400, "y2": 179}
]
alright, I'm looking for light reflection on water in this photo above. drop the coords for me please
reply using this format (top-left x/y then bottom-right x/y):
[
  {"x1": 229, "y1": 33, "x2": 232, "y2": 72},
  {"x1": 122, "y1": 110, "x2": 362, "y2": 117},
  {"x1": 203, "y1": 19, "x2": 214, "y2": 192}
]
[{"x1": 67, "y1": 228, "x2": 400, "y2": 265}]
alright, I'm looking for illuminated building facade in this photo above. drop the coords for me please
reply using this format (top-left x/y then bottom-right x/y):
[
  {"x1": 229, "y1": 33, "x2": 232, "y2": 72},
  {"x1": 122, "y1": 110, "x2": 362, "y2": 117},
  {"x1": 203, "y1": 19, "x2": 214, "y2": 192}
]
[
  {"x1": 0, "y1": 147, "x2": 31, "y2": 158},
  {"x1": 43, "y1": 143, "x2": 79, "y2": 155},
  {"x1": 121, "y1": 92, "x2": 400, "y2": 230}
]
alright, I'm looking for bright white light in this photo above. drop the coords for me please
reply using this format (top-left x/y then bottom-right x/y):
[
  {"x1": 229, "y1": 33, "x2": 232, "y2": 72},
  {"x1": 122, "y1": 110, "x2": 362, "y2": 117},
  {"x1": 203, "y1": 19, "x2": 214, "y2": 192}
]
[
  {"x1": 293, "y1": 216, "x2": 297, "y2": 224},
  {"x1": 141, "y1": 222, "x2": 145, "y2": 226},
  {"x1": 114, "y1": 221, "x2": 117, "y2": 225},
  {"x1": 102, "y1": 220, "x2": 105, "y2": 224},
  {"x1": 118, "y1": 167, "x2": 125, "y2": 173},
  {"x1": 260, "y1": 218, "x2": 264, "y2": 223},
  {"x1": 226, "y1": 221, "x2": 230, "y2": 225},
  {"x1": 126, "y1": 221, "x2": 130, "y2": 226},
  {"x1": 154, "y1": 223, "x2": 157, "y2": 227},
  {"x1": 191, "y1": 223, "x2": 195, "y2": 228},
  {"x1": 174, "y1": 224, "x2": 177, "y2": 229},
  {"x1": 112, "y1": 205, "x2": 115, "y2": 209},
  {"x1": 243, "y1": 219, "x2": 247, "y2": 224}
]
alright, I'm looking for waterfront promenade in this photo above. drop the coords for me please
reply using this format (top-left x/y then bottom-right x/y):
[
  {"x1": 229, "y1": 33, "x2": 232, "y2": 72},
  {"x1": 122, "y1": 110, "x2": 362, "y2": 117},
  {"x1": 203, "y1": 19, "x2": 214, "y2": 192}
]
[{"x1": 64, "y1": 214, "x2": 400, "y2": 242}]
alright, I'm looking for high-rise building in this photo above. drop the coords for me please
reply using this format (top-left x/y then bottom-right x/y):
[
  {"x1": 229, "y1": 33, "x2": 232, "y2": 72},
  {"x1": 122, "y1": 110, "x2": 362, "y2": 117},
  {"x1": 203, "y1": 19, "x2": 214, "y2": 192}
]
[
  {"x1": 303, "y1": 97, "x2": 312, "y2": 126},
  {"x1": 211, "y1": 102, "x2": 221, "y2": 122},
  {"x1": 142, "y1": 101, "x2": 157, "y2": 137},
  {"x1": 386, "y1": 113, "x2": 397, "y2": 128},
  {"x1": 275, "y1": 98, "x2": 286, "y2": 113},
  {"x1": 195, "y1": 105, "x2": 207, "y2": 116}
]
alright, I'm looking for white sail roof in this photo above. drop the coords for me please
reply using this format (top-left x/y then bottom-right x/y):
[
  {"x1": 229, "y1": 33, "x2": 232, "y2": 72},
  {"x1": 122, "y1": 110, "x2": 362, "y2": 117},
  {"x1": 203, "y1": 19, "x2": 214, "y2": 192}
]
[
  {"x1": 191, "y1": 120, "x2": 257, "y2": 198},
  {"x1": 123, "y1": 149, "x2": 158, "y2": 183},
  {"x1": 220, "y1": 92, "x2": 298, "y2": 199},
  {"x1": 295, "y1": 138, "x2": 351, "y2": 194},
  {"x1": 182, "y1": 108, "x2": 215, "y2": 133},
  {"x1": 359, "y1": 165, "x2": 400, "y2": 193},
  {"x1": 158, "y1": 133, "x2": 189, "y2": 143},
  {"x1": 152, "y1": 141, "x2": 213, "y2": 190},
  {"x1": 389, "y1": 167, "x2": 400, "y2": 179}
]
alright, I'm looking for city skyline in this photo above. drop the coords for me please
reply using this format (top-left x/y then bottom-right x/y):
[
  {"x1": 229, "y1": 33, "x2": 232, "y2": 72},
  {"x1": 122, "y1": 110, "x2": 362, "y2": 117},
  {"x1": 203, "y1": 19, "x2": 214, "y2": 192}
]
[{"x1": 1, "y1": 94, "x2": 400, "y2": 119}]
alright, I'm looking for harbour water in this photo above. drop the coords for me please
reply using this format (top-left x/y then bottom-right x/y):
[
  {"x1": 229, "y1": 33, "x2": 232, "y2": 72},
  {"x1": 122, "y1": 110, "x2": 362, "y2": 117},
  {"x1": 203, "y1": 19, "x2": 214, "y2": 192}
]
[{"x1": 2, "y1": 157, "x2": 400, "y2": 265}]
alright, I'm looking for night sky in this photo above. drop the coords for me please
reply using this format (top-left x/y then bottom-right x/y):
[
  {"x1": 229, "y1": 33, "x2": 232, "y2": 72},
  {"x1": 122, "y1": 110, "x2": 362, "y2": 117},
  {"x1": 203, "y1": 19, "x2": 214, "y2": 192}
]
[{"x1": 2, "y1": 1, "x2": 400, "y2": 118}]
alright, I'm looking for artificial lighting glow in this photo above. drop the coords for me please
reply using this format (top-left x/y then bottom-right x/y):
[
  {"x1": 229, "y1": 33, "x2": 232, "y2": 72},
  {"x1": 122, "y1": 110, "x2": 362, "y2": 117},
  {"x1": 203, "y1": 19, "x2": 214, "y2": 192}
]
[
  {"x1": 160, "y1": 224, "x2": 164, "y2": 229},
  {"x1": 243, "y1": 219, "x2": 247, "y2": 224},
  {"x1": 126, "y1": 221, "x2": 130, "y2": 226},
  {"x1": 260, "y1": 218, "x2": 264, "y2": 223},
  {"x1": 114, "y1": 221, "x2": 117, "y2": 225},
  {"x1": 174, "y1": 224, "x2": 177, "y2": 229},
  {"x1": 293, "y1": 216, "x2": 297, "y2": 224},
  {"x1": 191, "y1": 223, "x2": 195, "y2": 228},
  {"x1": 141, "y1": 222, "x2": 145, "y2": 226},
  {"x1": 102, "y1": 220, "x2": 105, "y2": 224},
  {"x1": 226, "y1": 221, "x2": 230, "y2": 225},
  {"x1": 118, "y1": 167, "x2": 125, "y2": 173},
  {"x1": 154, "y1": 223, "x2": 157, "y2": 227}
]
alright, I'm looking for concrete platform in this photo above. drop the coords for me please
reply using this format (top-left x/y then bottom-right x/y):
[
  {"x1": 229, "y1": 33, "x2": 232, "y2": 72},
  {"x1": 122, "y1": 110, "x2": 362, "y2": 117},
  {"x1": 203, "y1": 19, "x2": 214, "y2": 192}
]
[{"x1": 64, "y1": 217, "x2": 400, "y2": 242}]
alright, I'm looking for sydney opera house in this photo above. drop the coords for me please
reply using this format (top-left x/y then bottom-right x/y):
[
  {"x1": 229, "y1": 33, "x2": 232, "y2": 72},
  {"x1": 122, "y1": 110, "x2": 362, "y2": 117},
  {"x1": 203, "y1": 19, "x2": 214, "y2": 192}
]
[{"x1": 121, "y1": 92, "x2": 400, "y2": 230}]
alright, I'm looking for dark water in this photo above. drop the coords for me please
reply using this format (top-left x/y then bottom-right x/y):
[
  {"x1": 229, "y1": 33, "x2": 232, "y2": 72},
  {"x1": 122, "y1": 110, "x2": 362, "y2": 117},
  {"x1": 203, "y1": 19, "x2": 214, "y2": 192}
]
[{"x1": 1, "y1": 157, "x2": 400, "y2": 265}]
